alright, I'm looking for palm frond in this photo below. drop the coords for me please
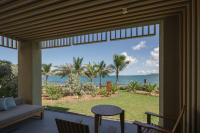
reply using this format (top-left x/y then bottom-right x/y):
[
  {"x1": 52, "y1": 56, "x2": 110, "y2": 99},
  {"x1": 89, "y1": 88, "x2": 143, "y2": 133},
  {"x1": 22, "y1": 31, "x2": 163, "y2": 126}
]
[
  {"x1": 53, "y1": 64, "x2": 73, "y2": 78},
  {"x1": 41, "y1": 63, "x2": 52, "y2": 75}
]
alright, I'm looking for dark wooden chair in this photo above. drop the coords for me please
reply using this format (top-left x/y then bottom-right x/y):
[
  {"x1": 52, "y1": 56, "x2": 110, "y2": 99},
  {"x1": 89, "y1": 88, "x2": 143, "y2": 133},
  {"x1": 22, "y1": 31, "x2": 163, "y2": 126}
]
[
  {"x1": 55, "y1": 118, "x2": 90, "y2": 133},
  {"x1": 133, "y1": 105, "x2": 186, "y2": 133}
]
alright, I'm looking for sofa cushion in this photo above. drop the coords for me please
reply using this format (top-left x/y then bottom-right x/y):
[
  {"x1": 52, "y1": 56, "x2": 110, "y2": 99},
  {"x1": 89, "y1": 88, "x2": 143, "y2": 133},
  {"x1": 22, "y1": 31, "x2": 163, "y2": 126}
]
[
  {"x1": 0, "y1": 104, "x2": 42, "y2": 126},
  {"x1": 4, "y1": 97, "x2": 16, "y2": 110},
  {"x1": 14, "y1": 98, "x2": 24, "y2": 105}
]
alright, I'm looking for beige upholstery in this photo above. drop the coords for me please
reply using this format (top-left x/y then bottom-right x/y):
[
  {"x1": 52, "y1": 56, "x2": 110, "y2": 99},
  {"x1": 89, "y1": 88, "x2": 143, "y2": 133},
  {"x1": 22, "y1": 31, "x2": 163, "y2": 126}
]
[
  {"x1": 0, "y1": 98, "x2": 43, "y2": 128},
  {"x1": 14, "y1": 97, "x2": 24, "y2": 105},
  {"x1": 0, "y1": 104, "x2": 42, "y2": 125}
]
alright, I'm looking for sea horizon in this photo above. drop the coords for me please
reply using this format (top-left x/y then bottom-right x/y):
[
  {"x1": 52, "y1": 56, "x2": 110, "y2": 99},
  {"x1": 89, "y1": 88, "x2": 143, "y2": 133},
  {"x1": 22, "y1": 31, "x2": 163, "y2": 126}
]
[{"x1": 43, "y1": 73, "x2": 159, "y2": 86}]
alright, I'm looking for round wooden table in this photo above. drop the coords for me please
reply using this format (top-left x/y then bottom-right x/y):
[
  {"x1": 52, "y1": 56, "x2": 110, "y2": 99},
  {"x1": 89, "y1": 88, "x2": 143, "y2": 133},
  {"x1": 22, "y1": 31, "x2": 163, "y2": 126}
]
[{"x1": 91, "y1": 105, "x2": 125, "y2": 133}]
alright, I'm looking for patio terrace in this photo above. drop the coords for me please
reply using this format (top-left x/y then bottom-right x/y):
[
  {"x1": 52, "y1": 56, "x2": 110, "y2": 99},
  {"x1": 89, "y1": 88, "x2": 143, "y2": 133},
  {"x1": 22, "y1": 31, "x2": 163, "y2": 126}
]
[{"x1": 2, "y1": 110, "x2": 136, "y2": 133}]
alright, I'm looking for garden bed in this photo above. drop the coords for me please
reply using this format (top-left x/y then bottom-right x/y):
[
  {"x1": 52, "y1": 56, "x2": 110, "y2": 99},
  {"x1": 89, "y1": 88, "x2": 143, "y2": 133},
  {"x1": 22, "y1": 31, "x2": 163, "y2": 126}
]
[
  {"x1": 42, "y1": 93, "x2": 119, "y2": 102},
  {"x1": 135, "y1": 90, "x2": 159, "y2": 97}
]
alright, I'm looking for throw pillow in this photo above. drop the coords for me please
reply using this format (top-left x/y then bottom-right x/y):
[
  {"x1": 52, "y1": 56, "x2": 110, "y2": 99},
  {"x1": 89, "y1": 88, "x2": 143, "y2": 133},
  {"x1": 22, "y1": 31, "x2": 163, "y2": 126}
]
[{"x1": 4, "y1": 97, "x2": 16, "y2": 110}]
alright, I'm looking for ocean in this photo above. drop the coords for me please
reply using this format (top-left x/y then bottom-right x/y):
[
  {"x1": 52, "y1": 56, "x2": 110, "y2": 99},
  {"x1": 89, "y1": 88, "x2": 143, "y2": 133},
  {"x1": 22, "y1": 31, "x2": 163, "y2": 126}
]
[{"x1": 44, "y1": 74, "x2": 159, "y2": 86}]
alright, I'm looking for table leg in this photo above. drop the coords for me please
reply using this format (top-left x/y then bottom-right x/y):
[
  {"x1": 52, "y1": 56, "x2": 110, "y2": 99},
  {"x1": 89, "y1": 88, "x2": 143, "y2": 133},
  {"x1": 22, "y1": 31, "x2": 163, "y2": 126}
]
[
  {"x1": 99, "y1": 116, "x2": 102, "y2": 125},
  {"x1": 120, "y1": 110, "x2": 125, "y2": 133},
  {"x1": 94, "y1": 114, "x2": 99, "y2": 133}
]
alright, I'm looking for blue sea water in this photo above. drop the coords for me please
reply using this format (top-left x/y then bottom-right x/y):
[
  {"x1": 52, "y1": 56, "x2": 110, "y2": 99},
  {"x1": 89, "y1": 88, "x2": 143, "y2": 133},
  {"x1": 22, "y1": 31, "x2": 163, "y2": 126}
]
[{"x1": 45, "y1": 74, "x2": 159, "y2": 85}]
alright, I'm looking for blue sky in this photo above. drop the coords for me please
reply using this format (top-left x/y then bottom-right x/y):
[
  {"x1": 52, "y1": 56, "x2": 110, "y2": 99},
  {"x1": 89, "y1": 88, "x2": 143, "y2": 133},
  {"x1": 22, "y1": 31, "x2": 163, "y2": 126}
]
[{"x1": 0, "y1": 25, "x2": 159, "y2": 75}]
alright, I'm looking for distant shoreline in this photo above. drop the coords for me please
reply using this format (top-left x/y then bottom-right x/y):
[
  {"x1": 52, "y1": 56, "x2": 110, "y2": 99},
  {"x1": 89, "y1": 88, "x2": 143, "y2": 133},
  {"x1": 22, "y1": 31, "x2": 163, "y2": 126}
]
[
  {"x1": 107, "y1": 73, "x2": 159, "y2": 76},
  {"x1": 42, "y1": 74, "x2": 159, "y2": 85}
]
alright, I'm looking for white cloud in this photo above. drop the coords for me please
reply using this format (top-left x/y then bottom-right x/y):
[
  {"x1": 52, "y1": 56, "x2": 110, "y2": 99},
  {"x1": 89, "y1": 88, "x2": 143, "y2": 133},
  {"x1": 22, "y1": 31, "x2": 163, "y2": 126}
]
[
  {"x1": 132, "y1": 41, "x2": 146, "y2": 50},
  {"x1": 137, "y1": 69, "x2": 159, "y2": 75},
  {"x1": 151, "y1": 47, "x2": 159, "y2": 60},
  {"x1": 121, "y1": 52, "x2": 137, "y2": 64},
  {"x1": 146, "y1": 47, "x2": 159, "y2": 67},
  {"x1": 137, "y1": 70, "x2": 147, "y2": 74}
]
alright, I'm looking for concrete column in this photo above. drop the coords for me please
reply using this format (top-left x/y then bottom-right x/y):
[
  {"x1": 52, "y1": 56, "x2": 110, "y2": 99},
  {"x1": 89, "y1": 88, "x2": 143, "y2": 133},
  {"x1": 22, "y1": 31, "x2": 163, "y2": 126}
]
[
  {"x1": 160, "y1": 15, "x2": 181, "y2": 129},
  {"x1": 18, "y1": 41, "x2": 42, "y2": 105}
]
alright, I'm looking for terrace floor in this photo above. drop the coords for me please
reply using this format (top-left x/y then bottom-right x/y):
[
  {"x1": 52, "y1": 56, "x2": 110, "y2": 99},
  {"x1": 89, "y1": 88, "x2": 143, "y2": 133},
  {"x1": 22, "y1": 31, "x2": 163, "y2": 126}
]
[{"x1": 3, "y1": 110, "x2": 137, "y2": 133}]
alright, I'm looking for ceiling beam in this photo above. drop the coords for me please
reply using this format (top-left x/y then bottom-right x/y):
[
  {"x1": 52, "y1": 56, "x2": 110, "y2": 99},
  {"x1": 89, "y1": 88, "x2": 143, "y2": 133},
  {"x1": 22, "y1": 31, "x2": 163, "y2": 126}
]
[
  {"x1": 0, "y1": 0, "x2": 14, "y2": 6},
  {"x1": 21, "y1": 8, "x2": 184, "y2": 40},
  {"x1": 0, "y1": 0, "x2": 36, "y2": 13},
  {"x1": 34, "y1": 13, "x2": 177, "y2": 41},
  {"x1": 0, "y1": 0, "x2": 115, "y2": 26},
  {"x1": 0, "y1": 0, "x2": 63, "y2": 20},
  {"x1": 0, "y1": 0, "x2": 189, "y2": 41},
  {"x1": 11, "y1": 3, "x2": 186, "y2": 39},
  {"x1": 0, "y1": 0, "x2": 167, "y2": 34}
]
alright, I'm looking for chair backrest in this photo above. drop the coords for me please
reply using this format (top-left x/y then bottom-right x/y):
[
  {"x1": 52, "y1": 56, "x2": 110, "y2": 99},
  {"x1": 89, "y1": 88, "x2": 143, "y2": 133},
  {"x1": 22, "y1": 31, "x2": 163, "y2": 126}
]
[
  {"x1": 172, "y1": 105, "x2": 186, "y2": 133},
  {"x1": 55, "y1": 118, "x2": 90, "y2": 133}
]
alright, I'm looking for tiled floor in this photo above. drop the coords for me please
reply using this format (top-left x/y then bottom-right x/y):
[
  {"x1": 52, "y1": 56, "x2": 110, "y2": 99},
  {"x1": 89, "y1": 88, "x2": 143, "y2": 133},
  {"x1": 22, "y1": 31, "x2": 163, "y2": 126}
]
[{"x1": 2, "y1": 110, "x2": 137, "y2": 133}]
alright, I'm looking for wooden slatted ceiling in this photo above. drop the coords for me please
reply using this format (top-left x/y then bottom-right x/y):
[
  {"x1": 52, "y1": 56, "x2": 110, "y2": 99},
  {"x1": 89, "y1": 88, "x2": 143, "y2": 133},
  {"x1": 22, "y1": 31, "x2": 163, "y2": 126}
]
[
  {"x1": 0, "y1": 0, "x2": 189, "y2": 41},
  {"x1": 41, "y1": 24, "x2": 156, "y2": 49}
]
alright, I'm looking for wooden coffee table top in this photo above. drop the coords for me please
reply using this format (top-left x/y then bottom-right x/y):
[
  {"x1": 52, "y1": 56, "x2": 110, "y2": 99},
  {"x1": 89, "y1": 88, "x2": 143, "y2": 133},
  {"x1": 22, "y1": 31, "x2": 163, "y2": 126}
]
[{"x1": 91, "y1": 105, "x2": 123, "y2": 116}]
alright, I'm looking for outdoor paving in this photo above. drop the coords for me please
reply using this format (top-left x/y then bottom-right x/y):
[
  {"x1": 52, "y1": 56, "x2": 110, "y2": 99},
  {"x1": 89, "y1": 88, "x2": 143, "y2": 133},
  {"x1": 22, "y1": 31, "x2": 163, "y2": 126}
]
[{"x1": 3, "y1": 110, "x2": 137, "y2": 133}]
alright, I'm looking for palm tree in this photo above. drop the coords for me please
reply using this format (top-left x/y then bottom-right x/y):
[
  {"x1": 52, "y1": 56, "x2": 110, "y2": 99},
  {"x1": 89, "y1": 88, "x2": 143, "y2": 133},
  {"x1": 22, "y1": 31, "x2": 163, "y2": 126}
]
[
  {"x1": 42, "y1": 63, "x2": 52, "y2": 86},
  {"x1": 110, "y1": 55, "x2": 129, "y2": 85},
  {"x1": 53, "y1": 64, "x2": 73, "y2": 78},
  {"x1": 96, "y1": 61, "x2": 113, "y2": 88},
  {"x1": 83, "y1": 63, "x2": 97, "y2": 82},
  {"x1": 73, "y1": 57, "x2": 84, "y2": 76}
]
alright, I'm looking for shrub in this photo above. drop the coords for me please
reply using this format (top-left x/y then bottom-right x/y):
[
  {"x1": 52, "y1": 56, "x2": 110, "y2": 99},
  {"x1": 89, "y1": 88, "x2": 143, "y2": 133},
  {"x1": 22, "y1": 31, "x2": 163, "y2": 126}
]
[
  {"x1": 118, "y1": 86, "x2": 126, "y2": 90},
  {"x1": 98, "y1": 87, "x2": 108, "y2": 97},
  {"x1": 0, "y1": 60, "x2": 18, "y2": 97},
  {"x1": 111, "y1": 85, "x2": 118, "y2": 94},
  {"x1": 145, "y1": 84, "x2": 158, "y2": 92},
  {"x1": 82, "y1": 82, "x2": 97, "y2": 96},
  {"x1": 45, "y1": 86, "x2": 63, "y2": 100},
  {"x1": 63, "y1": 73, "x2": 83, "y2": 96},
  {"x1": 127, "y1": 81, "x2": 140, "y2": 92}
]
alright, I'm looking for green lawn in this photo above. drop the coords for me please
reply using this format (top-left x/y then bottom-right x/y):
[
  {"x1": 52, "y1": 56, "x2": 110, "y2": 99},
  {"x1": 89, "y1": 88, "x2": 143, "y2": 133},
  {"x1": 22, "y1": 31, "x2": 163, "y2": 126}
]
[{"x1": 43, "y1": 90, "x2": 159, "y2": 122}]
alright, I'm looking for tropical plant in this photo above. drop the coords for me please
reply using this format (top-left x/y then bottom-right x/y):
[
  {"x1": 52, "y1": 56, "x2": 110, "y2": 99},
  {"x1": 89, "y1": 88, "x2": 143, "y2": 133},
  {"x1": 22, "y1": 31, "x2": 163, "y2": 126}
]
[
  {"x1": 127, "y1": 81, "x2": 140, "y2": 92},
  {"x1": 73, "y1": 57, "x2": 84, "y2": 76},
  {"x1": 82, "y1": 82, "x2": 97, "y2": 96},
  {"x1": 0, "y1": 60, "x2": 18, "y2": 97},
  {"x1": 145, "y1": 84, "x2": 158, "y2": 92},
  {"x1": 96, "y1": 61, "x2": 113, "y2": 88},
  {"x1": 63, "y1": 72, "x2": 83, "y2": 96},
  {"x1": 11, "y1": 64, "x2": 18, "y2": 77},
  {"x1": 83, "y1": 63, "x2": 97, "y2": 82},
  {"x1": 110, "y1": 54, "x2": 129, "y2": 85},
  {"x1": 53, "y1": 64, "x2": 73, "y2": 79},
  {"x1": 0, "y1": 60, "x2": 12, "y2": 79},
  {"x1": 45, "y1": 85, "x2": 63, "y2": 100},
  {"x1": 111, "y1": 84, "x2": 118, "y2": 94},
  {"x1": 98, "y1": 87, "x2": 108, "y2": 97},
  {"x1": 42, "y1": 63, "x2": 52, "y2": 85}
]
